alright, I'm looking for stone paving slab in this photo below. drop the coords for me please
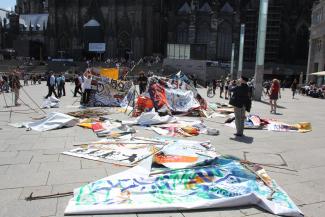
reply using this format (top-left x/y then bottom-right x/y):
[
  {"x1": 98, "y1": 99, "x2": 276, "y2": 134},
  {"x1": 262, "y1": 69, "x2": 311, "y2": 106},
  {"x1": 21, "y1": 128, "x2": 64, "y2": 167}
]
[{"x1": 0, "y1": 84, "x2": 325, "y2": 217}]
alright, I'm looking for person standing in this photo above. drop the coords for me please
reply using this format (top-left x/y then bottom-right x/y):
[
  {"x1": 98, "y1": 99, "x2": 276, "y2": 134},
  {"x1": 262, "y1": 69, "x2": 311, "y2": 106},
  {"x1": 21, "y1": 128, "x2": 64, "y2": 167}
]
[
  {"x1": 138, "y1": 71, "x2": 148, "y2": 94},
  {"x1": 73, "y1": 74, "x2": 82, "y2": 97},
  {"x1": 82, "y1": 70, "x2": 92, "y2": 105},
  {"x1": 212, "y1": 79, "x2": 217, "y2": 95},
  {"x1": 11, "y1": 71, "x2": 21, "y2": 106},
  {"x1": 269, "y1": 79, "x2": 281, "y2": 114},
  {"x1": 219, "y1": 78, "x2": 225, "y2": 98},
  {"x1": 225, "y1": 78, "x2": 230, "y2": 99},
  {"x1": 45, "y1": 71, "x2": 58, "y2": 98},
  {"x1": 61, "y1": 73, "x2": 66, "y2": 96},
  {"x1": 229, "y1": 76, "x2": 252, "y2": 137},
  {"x1": 23, "y1": 74, "x2": 29, "y2": 86},
  {"x1": 291, "y1": 79, "x2": 298, "y2": 99},
  {"x1": 56, "y1": 74, "x2": 63, "y2": 98}
]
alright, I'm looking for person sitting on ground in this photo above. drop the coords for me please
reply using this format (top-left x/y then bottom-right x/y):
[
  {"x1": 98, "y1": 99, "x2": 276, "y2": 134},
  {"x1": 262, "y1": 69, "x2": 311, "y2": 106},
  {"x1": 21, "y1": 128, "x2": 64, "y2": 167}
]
[
  {"x1": 229, "y1": 76, "x2": 252, "y2": 137},
  {"x1": 269, "y1": 79, "x2": 281, "y2": 114}
]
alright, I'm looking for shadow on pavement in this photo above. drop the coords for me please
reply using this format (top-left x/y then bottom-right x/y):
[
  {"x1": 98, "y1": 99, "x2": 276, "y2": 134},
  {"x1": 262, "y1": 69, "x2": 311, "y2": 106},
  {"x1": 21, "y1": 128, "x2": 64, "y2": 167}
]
[
  {"x1": 230, "y1": 136, "x2": 254, "y2": 144},
  {"x1": 258, "y1": 100, "x2": 287, "y2": 109}
]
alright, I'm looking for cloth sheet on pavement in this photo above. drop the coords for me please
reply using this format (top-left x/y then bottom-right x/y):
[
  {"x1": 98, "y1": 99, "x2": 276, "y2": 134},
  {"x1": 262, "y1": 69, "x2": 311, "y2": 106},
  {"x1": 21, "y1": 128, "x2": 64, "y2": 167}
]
[
  {"x1": 122, "y1": 110, "x2": 177, "y2": 126},
  {"x1": 63, "y1": 137, "x2": 166, "y2": 166},
  {"x1": 9, "y1": 112, "x2": 79, "y2": 132},
  {"x1": 225, "y1": 114, "x2": 312, "y2": 133},
  {"x1": 41, "y1": 96, "x2": 59, "y2": 109},
  {"x1": 78, "y1": 118, "x2": 136, "y2": 138},
  {"x1": 67, "y1": 109, "x2": 111, "y2": 119},
  {"x1": 64, "y1": 142, "x2": 303, "y2": 216},
  {"x1": 149, "y1": 119, "x2": 219, "y2": 137}
]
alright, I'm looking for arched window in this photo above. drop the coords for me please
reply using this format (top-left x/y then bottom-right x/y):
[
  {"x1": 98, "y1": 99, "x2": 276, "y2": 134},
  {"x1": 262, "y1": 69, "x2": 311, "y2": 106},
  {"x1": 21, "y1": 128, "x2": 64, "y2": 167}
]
[
  {"x1": 217, "y1": 22, "x2": 232, "y2": 60},
  {"x1": 177, "y1": 22, "x2": 188, "y2": 44},
  {"x1": 197, "y1": 23, "x2": 210, "y2": 44},
  {"x1": 59, "y1": 35, "x2": 69, "y2": 50}
]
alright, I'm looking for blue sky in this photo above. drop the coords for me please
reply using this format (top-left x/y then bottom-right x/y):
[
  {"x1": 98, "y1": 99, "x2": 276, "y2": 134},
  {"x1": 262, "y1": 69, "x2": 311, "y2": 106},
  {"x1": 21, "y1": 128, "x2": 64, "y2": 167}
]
[{"x1": 0, "y1": 0, "x2": 16, "y2": 11}]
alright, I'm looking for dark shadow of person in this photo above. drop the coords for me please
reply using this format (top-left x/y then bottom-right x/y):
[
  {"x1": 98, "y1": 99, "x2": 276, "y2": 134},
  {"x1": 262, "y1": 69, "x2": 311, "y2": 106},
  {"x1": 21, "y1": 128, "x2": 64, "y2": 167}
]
[{"x1": 230, "y1": 136, "x2": 254, "y2": 144}]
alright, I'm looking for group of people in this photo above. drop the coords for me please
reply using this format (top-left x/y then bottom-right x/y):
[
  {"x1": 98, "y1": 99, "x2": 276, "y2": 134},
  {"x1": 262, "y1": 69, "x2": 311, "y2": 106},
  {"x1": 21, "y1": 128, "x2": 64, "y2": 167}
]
[
  {"x1": 301, "y1": 82, "x2": 325, "y2": 98},
  {"x1": 45, "y1": 72, "x2": 66, "y2": 99},
  {"x1": 23, "y1": 74, "x2": 42, "y2": 86},
  {"x1": 209, "y1": 77, "x2": 254, "y2": 100}
]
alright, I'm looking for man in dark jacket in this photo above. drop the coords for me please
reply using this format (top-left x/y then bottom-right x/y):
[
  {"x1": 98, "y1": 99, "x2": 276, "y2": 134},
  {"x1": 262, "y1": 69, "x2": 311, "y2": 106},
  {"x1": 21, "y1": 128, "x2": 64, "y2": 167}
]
[{"x1": 229, "y1": 76, "x2": 252, "y2": 137}]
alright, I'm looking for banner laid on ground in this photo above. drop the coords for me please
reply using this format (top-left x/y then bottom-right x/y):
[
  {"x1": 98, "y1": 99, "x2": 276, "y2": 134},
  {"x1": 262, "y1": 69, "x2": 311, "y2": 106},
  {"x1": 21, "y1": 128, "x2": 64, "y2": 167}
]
[
  {"x1": 10, "y1": 112, "x2": 79, "y2": 132},
  {"x1": 63, "y1": 138, "x2": 164, "y2": 166},
  {"x1": 87, "y1": 76, "x2": 134, "y2": 107},
  {"x1": 65, "y1": 154, "x2": 303, "y2": 217}
]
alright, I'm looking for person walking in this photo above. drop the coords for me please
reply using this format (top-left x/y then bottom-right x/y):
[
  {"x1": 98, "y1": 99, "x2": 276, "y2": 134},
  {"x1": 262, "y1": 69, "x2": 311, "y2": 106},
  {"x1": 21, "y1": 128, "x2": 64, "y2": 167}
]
[
  {"x1": 45, "y1": 71, "x2": 58, "y2": 98},
  {"x1": 291, "y1": 79, "x2": 298, "y2": 99},
  {"x1": 229, "y1": 76, "x2": 252, "y2": 137},
  {"x1": 81, "y1": 70, "x2": 92, "y2": 105},
  {"x1": 11, "y1": 71, "x2": 21, "y2": 106},
  {"x1": 269, "y1": 79, "x2": 281, "y2": 114}
]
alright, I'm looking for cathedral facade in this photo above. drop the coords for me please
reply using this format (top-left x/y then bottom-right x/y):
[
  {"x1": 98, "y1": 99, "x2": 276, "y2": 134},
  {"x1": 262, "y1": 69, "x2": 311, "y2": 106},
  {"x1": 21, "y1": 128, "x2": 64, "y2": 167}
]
[
  {"x1": 11, "y1": 0, "x2": 314, "y2": 68},
  {"x1": 15, "y1": 0, "x2": 239, "y2": 61}
]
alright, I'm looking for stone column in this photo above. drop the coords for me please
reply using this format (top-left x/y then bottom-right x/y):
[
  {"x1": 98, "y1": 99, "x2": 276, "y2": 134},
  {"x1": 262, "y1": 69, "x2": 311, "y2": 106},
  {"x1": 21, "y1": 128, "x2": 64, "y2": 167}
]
[
  {"x1": 306, "y1": 39, "x2": 313, "y2": 84},
  {"x1": 254, "y1": 0, "x2": 269, "y2": 101},
  {"x1": 238, "y1": 24, "x2": 245, "y2": 78}
]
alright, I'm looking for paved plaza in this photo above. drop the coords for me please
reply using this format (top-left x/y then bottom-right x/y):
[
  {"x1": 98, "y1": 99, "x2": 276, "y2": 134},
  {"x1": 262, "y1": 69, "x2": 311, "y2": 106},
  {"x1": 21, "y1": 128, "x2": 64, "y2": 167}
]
[{"x1": 0, "y1": 83, "x2": 324, "y2": 217}]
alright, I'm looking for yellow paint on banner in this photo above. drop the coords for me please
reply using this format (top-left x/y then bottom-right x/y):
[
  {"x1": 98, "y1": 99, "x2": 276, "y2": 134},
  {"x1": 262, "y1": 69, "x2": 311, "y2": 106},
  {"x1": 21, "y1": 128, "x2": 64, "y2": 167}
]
[{"x1": 100, "y1": 68, "x2": 119, "y2": 80}]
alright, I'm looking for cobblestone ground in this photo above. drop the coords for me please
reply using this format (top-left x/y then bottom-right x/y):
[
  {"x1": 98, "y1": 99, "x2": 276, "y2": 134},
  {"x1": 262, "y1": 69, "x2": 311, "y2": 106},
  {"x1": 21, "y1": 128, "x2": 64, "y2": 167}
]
[{"x1": 0, "y1": 82, "x2": 324, "y2": 217}]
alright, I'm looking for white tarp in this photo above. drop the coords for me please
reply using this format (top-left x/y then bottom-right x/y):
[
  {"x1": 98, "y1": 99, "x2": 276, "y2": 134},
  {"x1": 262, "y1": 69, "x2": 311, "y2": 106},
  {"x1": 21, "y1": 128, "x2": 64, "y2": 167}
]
[
  {"x1": 41, "y1": 96, "x2": 60, "y2": 109},
  {"x1": 122, "y1": 110, "x2": 177, "y2": 126},
  {"x1": 23, "y1": 112, "x2": 78, "y2": 132}
]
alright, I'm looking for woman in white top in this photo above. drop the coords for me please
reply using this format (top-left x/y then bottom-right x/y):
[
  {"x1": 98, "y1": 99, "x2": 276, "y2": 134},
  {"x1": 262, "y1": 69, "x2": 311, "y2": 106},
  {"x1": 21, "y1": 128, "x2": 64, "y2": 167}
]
[{"x1": 82, "y1": 70, "x2": 92, "y2": 105}]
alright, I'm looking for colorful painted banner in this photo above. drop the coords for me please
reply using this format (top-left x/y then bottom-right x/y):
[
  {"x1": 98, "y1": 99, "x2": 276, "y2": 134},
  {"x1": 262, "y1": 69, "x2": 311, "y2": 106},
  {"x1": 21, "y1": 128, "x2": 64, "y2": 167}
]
[
  {"x1": 63, "y1": 138, "x2": 163, "y2": 166},
  {"x1": 65, "y1": 155, "x2": 303, "y2": 216},
  {"x1": 100, "y1": 68, "x2": 119, "y2": 80},
  {"x1": 87, "y1": 76, "x2": 134, "y2": 107}
]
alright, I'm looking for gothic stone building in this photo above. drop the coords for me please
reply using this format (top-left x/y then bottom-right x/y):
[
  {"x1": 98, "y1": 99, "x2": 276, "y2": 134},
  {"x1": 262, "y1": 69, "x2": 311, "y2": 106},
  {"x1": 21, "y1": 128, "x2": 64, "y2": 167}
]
[
  {"x1": 15, "y1": 0, "x2": 239, "y2": 61},
  {"x1": 13, "y1": 0, "x2": 314, "y2": 70}
]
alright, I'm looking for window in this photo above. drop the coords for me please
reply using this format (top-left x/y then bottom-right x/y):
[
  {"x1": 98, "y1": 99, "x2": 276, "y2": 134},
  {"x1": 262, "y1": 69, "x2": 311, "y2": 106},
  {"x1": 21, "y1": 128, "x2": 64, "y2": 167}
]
[{"x1": 176, "y1": 22, "x2": 188, "y2": 44}]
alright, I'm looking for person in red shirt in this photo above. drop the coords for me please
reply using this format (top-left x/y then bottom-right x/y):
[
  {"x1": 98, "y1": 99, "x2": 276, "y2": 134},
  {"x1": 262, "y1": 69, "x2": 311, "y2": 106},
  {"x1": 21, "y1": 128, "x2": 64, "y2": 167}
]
[{"x1": 269, "y1": 79, "x2": 281, "y2": 114}]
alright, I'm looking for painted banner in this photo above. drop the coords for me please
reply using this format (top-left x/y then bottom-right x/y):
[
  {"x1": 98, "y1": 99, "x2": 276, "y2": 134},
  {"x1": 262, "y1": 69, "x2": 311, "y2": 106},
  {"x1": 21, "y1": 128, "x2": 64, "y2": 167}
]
[
  {"x1": 87, "y1": 76, "x2": 134, "y2": 107},
  {"x1": 65, "y1": 155, "x2": 303, "y2": 216},
  {"x1": 146, "y1": 75, "x2": 206, "y2": 113},
  {"x1": 100, "y1": 68, "x2": 119, "y2": 80},
  {"x1": 63, "y1": 138, "x2": 164, "y2": 166}
]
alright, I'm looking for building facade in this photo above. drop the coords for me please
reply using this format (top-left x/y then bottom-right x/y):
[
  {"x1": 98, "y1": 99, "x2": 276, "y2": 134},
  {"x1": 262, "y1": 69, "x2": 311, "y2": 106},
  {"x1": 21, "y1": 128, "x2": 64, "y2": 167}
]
[
  {"x1": 307, "y1": 0, "x2": 325, "y2": 84},
  {"x1": 13, "y1": 0, "x2": 241, "y2": 61},
  {"x1": 9, "y1": 0, "x2": 315, "y2": 74}
]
